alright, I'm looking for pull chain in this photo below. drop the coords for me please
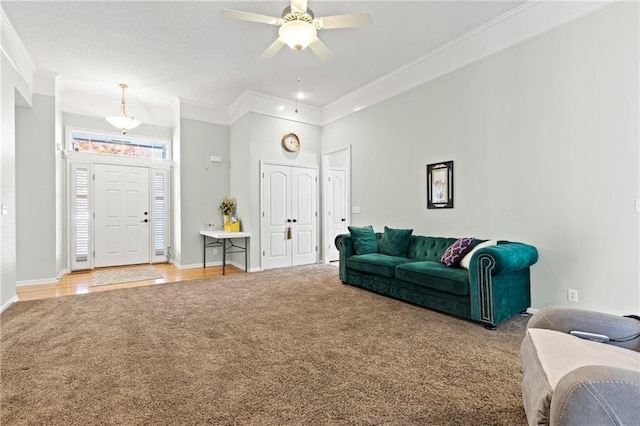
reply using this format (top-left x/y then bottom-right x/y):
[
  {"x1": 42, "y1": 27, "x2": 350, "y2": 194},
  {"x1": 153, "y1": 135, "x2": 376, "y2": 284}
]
[{"x1": 295, "y1": 51, "x2": 301, "y2": 114}]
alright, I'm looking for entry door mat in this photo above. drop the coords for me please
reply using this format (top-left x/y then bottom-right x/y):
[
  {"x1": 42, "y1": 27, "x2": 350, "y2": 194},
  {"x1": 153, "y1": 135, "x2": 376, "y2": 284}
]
[{"x1": 90, "y1": 265, "x2": 163, "y2": 287}]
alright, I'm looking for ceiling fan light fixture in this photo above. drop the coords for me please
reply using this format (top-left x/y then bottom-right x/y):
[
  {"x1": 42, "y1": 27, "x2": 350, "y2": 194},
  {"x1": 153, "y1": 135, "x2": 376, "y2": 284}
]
[
  {"x1": 106, "y1": 83, "x2": 141, "y2": 135},
  {"x1": 279, "y1": 20, "x2": 317, "y2": 50}
]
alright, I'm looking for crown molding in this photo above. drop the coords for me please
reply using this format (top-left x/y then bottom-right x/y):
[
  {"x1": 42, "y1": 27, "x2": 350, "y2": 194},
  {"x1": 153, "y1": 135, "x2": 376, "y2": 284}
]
[
  {"x1": 177, "y1": 97, "x2": 230, "y2": 126},
  {"x1": 1, "y1": 5, "x2": 36, "y2": 104},
  {"x1": 320, "y1": 0, "x2": 614, "y2": 125},
  {"x1": 33, "y1": 70, "x2": 59, "y2": 97},
  {"x1": 228, "y1": 90, "x2": 323, "y2": 126}
]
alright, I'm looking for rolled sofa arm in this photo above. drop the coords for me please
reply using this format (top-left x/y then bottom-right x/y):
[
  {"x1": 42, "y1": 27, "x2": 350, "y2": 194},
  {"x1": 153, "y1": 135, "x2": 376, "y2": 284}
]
[
  {"x1": 528, "y1": 307, "x2": 640, "y2": 351},
  {"x1": 471, "y1": 242, "x2": 539, "y2": 275},
  {"x1": 334, "y1": 233, "x2": 353, "y2": 283},
  {"x1": 550, "y1": 365, "x2": 640, "y2": 426}
]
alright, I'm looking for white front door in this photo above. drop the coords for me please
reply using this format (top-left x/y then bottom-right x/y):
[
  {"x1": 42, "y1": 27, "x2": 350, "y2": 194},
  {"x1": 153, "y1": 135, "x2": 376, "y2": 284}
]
[
  {"x1": 94, "y1": 164, "x2": 150, "y2": 267},
  {"x1": 326, "y1": 167, "x2": 348, "y2": 262},
  {"x1": 261, "y1": 163, "x2": 317, "y2": 270}
]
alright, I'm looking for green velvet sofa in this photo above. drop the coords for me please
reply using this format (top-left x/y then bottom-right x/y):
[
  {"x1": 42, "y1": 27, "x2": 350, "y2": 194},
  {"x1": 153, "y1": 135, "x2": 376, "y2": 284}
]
[{"x1": 335, "y1": 233, "x2": 539, "y2": 328}]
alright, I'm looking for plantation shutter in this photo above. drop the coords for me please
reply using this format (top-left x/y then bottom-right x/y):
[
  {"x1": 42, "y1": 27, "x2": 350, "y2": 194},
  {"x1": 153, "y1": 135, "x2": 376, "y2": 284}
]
[
  {"x1": 70, "y1": 163, "x2": 92, "y2": 270},
  {"x1": 151, "y1": 169, "x2": 170, "y2": 262}
]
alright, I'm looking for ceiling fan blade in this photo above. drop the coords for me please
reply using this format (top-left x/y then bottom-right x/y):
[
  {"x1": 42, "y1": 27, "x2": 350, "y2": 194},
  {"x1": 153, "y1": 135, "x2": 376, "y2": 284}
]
[
  {"x1": 261, "y1": 38, "x2": 286, "y2": 59},
  {"x1": 308, "y1": 38, "x2": 333, "y2": 63},
  {"x1": 221, "y1": 9, "x2": 283, "y2": 26},
  {"x1": 290, "y1": 0, "x2": 308, "y2": 14},
  {"x1": 315, "y1": 13, "x2": 373, "y2": 30}
]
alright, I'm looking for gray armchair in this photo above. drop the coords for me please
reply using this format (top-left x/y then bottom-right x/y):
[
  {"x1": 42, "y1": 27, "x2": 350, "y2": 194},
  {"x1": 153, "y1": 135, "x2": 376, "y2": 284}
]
[{"x1": 520, "y1": 307, "x2": 640, "y2": 426}]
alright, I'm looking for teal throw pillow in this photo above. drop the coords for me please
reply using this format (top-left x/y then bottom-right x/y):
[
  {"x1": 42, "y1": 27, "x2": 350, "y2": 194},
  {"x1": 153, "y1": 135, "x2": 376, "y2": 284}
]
[
  {"x1": 348, "y1": 225, "x2": 378, "y2": 255},
  {"x1": 379, "y1": 226, "x2": 413, "y2": 257}
]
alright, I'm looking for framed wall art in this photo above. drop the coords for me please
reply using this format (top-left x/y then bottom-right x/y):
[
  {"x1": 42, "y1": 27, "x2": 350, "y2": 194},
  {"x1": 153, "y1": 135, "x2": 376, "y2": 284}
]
[{"x1": 427, "y1": 161, "x2": 454, "y2": 209}]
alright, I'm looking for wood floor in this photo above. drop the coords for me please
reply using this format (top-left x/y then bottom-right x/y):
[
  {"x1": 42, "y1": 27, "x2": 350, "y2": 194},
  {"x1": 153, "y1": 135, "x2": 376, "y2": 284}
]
[{"x1": 16, "y1": 263, "x2": 244, "y2": 302}]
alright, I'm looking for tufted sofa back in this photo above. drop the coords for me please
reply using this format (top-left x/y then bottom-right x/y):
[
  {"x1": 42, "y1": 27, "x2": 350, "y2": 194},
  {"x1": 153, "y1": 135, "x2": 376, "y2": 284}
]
[{"x1": 406, "y1": 236, "x2": 458, "y2": 261}]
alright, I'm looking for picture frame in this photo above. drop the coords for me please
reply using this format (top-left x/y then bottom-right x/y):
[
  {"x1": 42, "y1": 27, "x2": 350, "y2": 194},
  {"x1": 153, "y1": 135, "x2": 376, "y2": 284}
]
[{"x1": 427, "y1": 161, "x2": 454, "y2": 209}]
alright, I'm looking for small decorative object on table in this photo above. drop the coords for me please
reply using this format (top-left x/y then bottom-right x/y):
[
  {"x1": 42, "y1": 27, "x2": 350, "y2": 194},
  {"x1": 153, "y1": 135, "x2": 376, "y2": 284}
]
[
  {"x1": 219, "y1": 196, "x2": 236, "y2": 225},
  {"x1": 224, "y1": 216, "x2": 240, "y2": 232}
]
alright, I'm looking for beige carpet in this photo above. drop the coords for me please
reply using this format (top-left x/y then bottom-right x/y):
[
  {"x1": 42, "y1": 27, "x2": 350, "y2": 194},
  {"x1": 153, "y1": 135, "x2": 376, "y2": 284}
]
[
  {"x1": 1, "y1": 264, "x2": 529, "y2": 425},
  {"x1": 90, "y1": 265, "x2": 163, "y2": 287}
]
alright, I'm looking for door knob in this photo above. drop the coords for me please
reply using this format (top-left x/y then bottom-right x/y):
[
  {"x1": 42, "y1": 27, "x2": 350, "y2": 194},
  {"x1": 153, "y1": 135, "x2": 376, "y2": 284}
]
[
  {"x1": 292, "y1": 219, "x2": 297, "y2": 223},
  {"x1": 141, "y1": 219, "x2": 149, "y2": 223},
  {"x1": 287, "y1": 219, "x2": 292, "y2": 223},
  {"x1": 341, "y1": 218, "x2": 346, "y2": 222}
]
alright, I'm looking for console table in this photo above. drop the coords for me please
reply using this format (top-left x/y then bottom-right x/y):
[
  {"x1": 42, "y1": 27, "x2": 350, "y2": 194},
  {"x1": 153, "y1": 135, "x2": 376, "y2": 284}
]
[{"x1": 200, "y1": 230, "x2": 251, "y2": 275}]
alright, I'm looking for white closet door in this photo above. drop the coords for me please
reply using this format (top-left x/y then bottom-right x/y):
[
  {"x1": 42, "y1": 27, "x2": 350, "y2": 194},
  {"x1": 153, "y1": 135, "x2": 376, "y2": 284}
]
[
  {"x1": 94, "y1": 164, "x2": 150, "y2": 267},
  {"x1": 261, "y1": 162, "x2": 317, "y2": 270},
  {"x1": 326, "y1": 167, "x2": 347, "y2": 262},
  {"x1": 261, "y1": 164, "x2": 292, "y2": 269},
  {"x1": 291, "y1": 167, "x2": 317, "y2": 266}
]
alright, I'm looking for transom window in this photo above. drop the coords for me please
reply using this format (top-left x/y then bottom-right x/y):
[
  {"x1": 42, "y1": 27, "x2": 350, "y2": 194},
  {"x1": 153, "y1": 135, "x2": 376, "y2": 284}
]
[{"x1": 69, "y1": 130, "x2": 168, "y2": 160}]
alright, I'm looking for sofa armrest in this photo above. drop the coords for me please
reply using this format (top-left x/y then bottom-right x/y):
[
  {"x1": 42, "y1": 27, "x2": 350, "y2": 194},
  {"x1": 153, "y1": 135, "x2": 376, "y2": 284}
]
[
  {"x1": 469, "y1": 242, "x2": 539, "y2": 275},
  {"x1": 335, "y1": 233, "x2": 354, "y2": 283},
  {"x1": 528, "y1": 307, "x2": 640, "y2": 351},
  {"x1": 550, "y1": 365, "x2": 640, "y2": 426}
]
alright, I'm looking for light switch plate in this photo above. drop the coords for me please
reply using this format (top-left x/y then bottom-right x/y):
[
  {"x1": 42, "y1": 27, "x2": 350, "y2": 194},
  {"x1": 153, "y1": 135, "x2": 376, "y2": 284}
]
[
  {"x1": 352, "y1": 206, "x2": 361, "y2": 214},
  {"x1": 635, "y1": 199, "x2": 640, "y2": 213}
]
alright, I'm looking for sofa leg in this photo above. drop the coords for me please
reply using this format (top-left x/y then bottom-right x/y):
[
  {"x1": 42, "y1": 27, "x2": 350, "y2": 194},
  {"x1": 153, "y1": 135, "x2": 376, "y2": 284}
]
[{"x1": 484, "y1": 324, "x2": 497, "y2": 331}]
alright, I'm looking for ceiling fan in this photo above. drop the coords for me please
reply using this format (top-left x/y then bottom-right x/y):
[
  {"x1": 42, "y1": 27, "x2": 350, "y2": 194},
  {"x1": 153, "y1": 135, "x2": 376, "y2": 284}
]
[{"x1": 221, "y1": 0, "x2": 373, "y2": 62}]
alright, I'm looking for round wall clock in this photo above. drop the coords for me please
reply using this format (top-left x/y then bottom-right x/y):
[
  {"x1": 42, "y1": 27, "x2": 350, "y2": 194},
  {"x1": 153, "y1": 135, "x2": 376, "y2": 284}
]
[{"x1": 281, "y1": 132, "x2": 300, "y2": 152}]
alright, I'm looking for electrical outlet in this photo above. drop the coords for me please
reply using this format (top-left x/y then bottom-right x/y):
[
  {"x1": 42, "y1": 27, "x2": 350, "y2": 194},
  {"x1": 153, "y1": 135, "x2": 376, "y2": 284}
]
[
  {"x1": 213, "y1": 248, "x2": 218, "y2": 255},
  {"x1": 567, "y1": 289, "x2": 578, "y2": 303}
]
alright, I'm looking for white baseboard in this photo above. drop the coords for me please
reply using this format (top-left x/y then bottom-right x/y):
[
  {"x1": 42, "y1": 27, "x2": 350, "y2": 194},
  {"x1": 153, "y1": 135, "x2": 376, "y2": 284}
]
[
  {"x1": 173, "y1": 261, "x2": 225, "y2": 270},
  {"x1": 0, "y1": 295, "x2": 18, "y2": 314},
  {"x1": 16, "y1": 268, "x2": 68, "y2": 287},
  {"x1": 17, "y1": 277, "x2": 61, "y2": 286}
]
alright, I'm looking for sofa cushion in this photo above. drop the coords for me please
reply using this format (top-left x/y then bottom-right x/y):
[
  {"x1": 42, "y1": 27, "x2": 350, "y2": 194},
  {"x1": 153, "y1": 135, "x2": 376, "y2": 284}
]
[
  {"x1": 440, "y1": 237, "x2": 476, "y2": 266},
  {"x1": 396, "y1": 261, "x2": 469, "y2": 296},
  {"x1": 348, "y1": 225, "x2": 378, "y2": 255},
  {"x1": 379, "y1": 226, "x2": 413, "y2": 257},
  {"x1": 346, "y1": 253, "x2": 414, "y2": 278}
]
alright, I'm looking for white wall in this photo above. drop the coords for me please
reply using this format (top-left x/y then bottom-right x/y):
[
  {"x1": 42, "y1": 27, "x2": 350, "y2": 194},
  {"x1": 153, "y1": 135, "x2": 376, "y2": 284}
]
[
  {"x1": 230, "y1": 112, "x2": 322, "y2": 270},
  {"x1": 178, "y1": 117, "x2": 230, "y2": 267},
  {"x1": 322, "y1": 2, "x2": 639, "y2": 315},
  {"x1": 15, "y1": 94, "x2": 57, "y2": 283}
]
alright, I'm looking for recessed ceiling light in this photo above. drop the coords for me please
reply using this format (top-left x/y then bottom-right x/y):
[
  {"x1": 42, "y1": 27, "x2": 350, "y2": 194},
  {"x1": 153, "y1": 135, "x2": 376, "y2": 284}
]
[
  {"x1": 278, "y1": 105, "x2": 285, "y2": 112},
  {"x1": 296, "y1": 92, "x2": 307, "y2": 100}
]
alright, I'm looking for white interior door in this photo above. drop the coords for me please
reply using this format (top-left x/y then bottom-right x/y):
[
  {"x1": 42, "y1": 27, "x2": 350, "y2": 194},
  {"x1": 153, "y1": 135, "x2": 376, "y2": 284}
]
[
  {"x1": 326, "y1": 168, "x2": 347, "y2": 262},
  {"x1": 94, "y1": 164, "x2": 150, "y2": 267},
  {"x1": 261, "y1": 162, "x2": 317, "y2": 270},
  {"x1": 261, "y1": 164, "x2": 292, "y2": 269},
  {"x1": 291, "y1": 167, "x2": 317, "y2": 266}
]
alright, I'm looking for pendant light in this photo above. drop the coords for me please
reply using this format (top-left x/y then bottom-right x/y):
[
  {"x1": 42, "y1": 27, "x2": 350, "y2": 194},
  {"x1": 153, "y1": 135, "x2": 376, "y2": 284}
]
[{"x1": 105, "y1": 83, "x2": 140, "y2": 134}]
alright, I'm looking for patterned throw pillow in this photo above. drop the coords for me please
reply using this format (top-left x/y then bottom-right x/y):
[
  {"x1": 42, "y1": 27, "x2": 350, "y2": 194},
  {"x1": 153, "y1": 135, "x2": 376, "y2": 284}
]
[{"x1": 440, "y1": 237, "x2": 476, "y2": 267}]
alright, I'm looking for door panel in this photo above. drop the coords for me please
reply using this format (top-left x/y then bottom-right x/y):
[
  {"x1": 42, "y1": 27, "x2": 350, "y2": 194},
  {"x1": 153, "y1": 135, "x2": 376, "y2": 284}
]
[
  {"x1": 326, "y1": 168, "x2": 348, "y2": 261},
  {"x1": 291, "y1": 167, "x2": 317, "y2": 266},
  {"x1": 94, "y1": 164, "x2": 150, "y2": 267},
  {"x1": 261, "y1": 163, "x2": 317, "y2": 269},
  {"x1": 262, "y1": 165, "x2": 292, "y2": 269}
]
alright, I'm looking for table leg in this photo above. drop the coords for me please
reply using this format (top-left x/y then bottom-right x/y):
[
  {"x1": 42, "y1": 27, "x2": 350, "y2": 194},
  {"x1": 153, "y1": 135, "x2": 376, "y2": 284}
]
[
  {"x1": 244, "y1": 237, "x2": 248, "y2": 272},
  {"x1": 203, "y1": 235, "x2": 206, "y2": 268},
  {"x1": 222, "y1": 238, "x2": 226, "y2": 276}
]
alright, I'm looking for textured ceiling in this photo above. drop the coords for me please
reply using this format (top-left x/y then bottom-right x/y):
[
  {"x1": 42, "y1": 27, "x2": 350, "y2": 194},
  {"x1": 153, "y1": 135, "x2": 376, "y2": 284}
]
[{"x1": 1, "y1": 1, "x2": 528, "y2": 125}]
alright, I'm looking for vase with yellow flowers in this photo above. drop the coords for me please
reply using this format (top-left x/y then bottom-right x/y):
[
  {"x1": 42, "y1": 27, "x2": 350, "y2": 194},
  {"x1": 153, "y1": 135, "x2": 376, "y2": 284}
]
[{"x1": 219, "y1": 196, "x2": 236, "y2": 225}]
